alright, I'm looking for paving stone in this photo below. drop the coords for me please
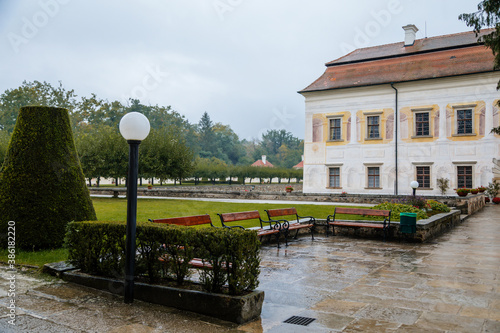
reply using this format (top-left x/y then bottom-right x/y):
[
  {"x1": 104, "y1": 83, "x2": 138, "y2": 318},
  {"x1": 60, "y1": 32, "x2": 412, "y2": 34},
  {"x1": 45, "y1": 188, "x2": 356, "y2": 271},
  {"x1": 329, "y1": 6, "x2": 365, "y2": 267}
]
[
  {"x1": 343, "y1": 318, "x2": 400, "y2": 332},
  {"x1": 354, "y1": 304, "x2": 422, "y2": 325},
  {"x1": 0, "y1": 204, "x2": 498, "y2": 332},
  {"x1": 411, "y1": 311, "x2": 485, "y2": 332},
  {"x1": 311, "y1": 299, "x2": 367, "y2": 316}
]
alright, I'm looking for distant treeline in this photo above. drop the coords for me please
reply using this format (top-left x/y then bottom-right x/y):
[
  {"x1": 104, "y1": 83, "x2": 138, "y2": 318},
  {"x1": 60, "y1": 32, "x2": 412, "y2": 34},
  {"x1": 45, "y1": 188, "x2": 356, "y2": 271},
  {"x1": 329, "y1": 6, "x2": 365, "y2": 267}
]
[{"x1": 0, "y1": 81, "x2": 304, "y2": 183}]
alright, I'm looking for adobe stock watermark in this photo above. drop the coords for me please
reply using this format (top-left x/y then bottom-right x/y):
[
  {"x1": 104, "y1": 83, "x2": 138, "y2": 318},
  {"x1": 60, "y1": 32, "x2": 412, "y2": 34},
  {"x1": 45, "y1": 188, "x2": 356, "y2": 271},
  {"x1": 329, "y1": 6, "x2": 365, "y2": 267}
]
[
  {"x1": 213, "y1": 0, "x2": 244, "y2": 21},
  {"x1": 7, "y1": 0, "x2": 72, "y2": 54},
  {"x1": 339, "y1": 0, "x2": 403, "y2": 55},
  {"x1": 121, "y1": 65, "x2": 169, "y2": 105}
]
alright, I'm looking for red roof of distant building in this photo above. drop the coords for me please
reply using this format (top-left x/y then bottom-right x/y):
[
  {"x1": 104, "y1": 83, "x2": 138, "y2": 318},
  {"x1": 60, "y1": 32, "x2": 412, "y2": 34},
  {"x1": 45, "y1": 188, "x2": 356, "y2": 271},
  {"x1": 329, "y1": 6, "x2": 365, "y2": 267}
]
[
  {"x1": 299, "y1": 29, "x2": 496, "y2": 93},
  {"x1": 293, "y1": 161, "x2": 303, "y2": 169},
  {"x1": 251, "y1": 159, "x2": 274, "y2": 167}
]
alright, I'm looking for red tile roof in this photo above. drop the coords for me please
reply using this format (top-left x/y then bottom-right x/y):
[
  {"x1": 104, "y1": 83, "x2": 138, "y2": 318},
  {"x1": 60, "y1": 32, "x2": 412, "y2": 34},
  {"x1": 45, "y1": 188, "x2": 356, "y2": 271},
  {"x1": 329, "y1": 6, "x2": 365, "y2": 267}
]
[
  {"x1": 251, "y1": 159, "x2": 274, "y2": 167},
  {"x1": 293, "y1": 161, "x2": 303, "y2": 169},
  {"x1": 300, "y1": 29, "x2": 497, "y2": 93}
]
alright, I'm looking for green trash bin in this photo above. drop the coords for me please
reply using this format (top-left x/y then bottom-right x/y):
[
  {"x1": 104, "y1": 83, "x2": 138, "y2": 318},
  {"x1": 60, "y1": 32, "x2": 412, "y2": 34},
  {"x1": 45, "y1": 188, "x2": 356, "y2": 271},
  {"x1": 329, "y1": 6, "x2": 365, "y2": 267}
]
[{"x1": 400, "y1": 212, "x2": 417, "y2": 234}]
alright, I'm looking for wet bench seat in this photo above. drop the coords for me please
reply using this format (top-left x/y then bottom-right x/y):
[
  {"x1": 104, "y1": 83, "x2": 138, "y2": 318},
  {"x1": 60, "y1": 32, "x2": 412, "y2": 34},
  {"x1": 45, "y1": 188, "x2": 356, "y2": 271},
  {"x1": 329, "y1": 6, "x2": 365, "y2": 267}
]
[
  {"x1": 218, "y1": 210, "x2": 284, "y2": 247},
  {"x1": 265, "y1": 208, "x2": 315, "y2": 241},
  {"x1": 326, "y1": 207, "x2": 392, "y2": 241}
]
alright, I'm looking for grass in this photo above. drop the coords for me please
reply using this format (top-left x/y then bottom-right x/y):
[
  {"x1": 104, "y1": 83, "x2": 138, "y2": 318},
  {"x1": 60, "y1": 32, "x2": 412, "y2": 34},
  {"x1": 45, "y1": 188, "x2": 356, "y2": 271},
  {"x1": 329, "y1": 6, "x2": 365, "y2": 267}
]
[
  {"x1": 1, "y1": 197, "x2": 366, "y2": 267},
  {"x1": 92, "y1": 197, "x2": 347, "y2": 228},
  {"x1": 0, "y1": 248, "x2": 68, "y2": 267}
]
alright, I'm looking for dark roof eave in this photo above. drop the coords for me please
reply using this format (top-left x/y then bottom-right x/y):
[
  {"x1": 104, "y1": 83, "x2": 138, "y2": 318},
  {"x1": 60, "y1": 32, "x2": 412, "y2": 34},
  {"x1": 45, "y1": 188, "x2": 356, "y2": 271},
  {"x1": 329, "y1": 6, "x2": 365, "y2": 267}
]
[
  {"x1": 326, "y1": 42, "x2": 484, "y2": 67},
  {"x1": 297, "y1": 70, "x2": 498, "y2": 95}
]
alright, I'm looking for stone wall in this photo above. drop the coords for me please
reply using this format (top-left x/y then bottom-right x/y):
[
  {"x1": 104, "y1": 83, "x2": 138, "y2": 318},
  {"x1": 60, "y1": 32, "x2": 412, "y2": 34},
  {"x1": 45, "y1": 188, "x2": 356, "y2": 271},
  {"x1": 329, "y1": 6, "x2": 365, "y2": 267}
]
[
  {"x1": 90, "y1": 185, "x2": 484, "y2": 209},
  {"x1": 292, "y1": 209, "x2": 462, "y2": 243}
]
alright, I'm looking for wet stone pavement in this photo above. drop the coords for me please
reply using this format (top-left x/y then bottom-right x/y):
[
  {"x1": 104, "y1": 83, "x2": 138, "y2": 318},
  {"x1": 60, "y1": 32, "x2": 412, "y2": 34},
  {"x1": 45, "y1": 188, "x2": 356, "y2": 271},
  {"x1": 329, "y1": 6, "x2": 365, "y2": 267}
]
[{"x1": 1, "y1": 204, "x2": 499, "y2": 332}]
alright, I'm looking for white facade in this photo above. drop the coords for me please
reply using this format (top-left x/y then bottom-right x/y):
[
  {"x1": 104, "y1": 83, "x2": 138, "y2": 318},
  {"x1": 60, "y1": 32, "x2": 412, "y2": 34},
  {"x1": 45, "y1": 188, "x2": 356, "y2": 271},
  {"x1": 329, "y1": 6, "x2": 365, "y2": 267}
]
[{"x1": 302, "y1": 72, "x2": 500, "y2": 195}]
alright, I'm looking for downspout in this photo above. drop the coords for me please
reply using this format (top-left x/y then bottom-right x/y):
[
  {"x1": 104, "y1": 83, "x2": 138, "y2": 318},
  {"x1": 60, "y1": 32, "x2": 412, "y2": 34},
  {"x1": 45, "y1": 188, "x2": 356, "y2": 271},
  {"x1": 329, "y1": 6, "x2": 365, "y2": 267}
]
[{"x1": 390, "y1": 83, "x2": 398, "y2": 195}]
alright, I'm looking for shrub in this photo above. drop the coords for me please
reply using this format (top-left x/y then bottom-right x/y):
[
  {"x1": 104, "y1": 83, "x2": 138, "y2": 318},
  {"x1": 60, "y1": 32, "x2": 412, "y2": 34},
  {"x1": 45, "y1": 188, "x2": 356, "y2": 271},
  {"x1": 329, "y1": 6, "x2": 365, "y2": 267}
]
[
  {"x1": 436, "y1": 178, "x2": 450, "y2": 195},
  {"x1": 373, "y1": 202, "x2": 428, "y2": 220},
  {"x1": 426, "y1": 200, "x2": 450, "y2": 213},
  {"x1": 487, "y1": 182, "x2": 500, "y2": 199},
  {"x1": 455, "y1": 188, "x2": 470, "y2": 195},
  {"x1": 65, "y1": 221, "x2": 260, "y2": 295},
  {"x1": 395, "y1": 196, "x2": 428, "y2": 209},
  {"x1": 0, "y1": 106, "x2": 96, "y2": 249},
  {"x1": 493, "y1": 197, "x2": 500, "y2": 204}
]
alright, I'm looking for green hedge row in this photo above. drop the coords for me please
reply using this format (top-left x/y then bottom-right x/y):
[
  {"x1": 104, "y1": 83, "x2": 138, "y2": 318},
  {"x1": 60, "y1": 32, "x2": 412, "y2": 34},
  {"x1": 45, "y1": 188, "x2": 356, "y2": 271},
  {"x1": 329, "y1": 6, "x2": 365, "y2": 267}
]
[{"x1": 65, "y1": 221, "x2": 260, "y2": 295}]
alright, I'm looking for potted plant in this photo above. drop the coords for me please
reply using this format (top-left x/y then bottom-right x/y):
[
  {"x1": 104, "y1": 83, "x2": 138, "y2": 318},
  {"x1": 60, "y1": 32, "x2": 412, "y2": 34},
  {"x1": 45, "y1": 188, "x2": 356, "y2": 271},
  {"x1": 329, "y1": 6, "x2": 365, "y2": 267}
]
[
  {"x1": 493, "y1": 197, "x2": 500, "y2": 205},
  {"x1": 455, "y1": 188, "x2": 469, "y2": 197},
  {"x1": 477, "y1": 186, "x2": 486, "y2": 193},
  {"x1": 285, "y1": 185, "x2": 293, "y2": 193},
  {"x1": 147, "y1": 183, "x2": 153, "y2": 190},
  {"x1": 486, "y1": 182, "x2": 499, "y2": 199},
  {"x1": 470, "y1": 188, "x2": 479, "y2": 195}
]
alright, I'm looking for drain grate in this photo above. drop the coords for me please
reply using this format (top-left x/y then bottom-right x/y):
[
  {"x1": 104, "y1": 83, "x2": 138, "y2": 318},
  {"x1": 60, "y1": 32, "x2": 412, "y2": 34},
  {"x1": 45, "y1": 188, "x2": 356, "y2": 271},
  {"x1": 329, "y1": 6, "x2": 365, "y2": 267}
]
[{"x1": 283, "y1": 315, "x2": 316, "y2": 326}]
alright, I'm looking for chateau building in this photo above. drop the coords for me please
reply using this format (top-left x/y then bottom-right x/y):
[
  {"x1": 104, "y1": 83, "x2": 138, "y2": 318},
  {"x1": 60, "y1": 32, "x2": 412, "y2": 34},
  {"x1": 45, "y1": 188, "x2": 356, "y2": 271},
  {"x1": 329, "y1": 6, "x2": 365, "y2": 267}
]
[{"x1": 299, "y1": 25, "x2": 500, "y2": 195}]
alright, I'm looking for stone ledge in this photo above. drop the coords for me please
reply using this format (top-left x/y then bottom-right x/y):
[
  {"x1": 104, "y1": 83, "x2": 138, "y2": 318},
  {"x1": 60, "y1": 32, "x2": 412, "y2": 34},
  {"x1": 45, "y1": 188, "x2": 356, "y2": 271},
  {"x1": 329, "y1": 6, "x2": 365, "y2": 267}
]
[
  {"x1": 43, "y1": 264, "x2": 264, "y2": 324},
  {"x1": 298, "y1": 209, "x2": 462, "y2": 243}
]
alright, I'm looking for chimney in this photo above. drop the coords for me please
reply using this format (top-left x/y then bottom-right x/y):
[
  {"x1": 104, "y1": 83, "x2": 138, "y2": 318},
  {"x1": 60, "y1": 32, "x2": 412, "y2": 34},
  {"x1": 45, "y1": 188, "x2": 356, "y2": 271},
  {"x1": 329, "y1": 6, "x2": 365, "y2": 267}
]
[
  {"x1": 262, "y1": 155, "x2": 266, "y2": 165},
  {"x1": 403, "y1": 24, "x2": 418, "y2": 46},
  {"x1": 301, "y1": 155, "x2": 304, "y2": 161}
]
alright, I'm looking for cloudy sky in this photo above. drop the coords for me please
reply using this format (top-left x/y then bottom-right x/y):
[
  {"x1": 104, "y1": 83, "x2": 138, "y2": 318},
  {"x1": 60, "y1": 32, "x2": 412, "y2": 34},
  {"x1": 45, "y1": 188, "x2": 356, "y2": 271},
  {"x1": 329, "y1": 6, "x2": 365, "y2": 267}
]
[{"x1": 0, "y1": 0, "x2": 480, "y2": 140}]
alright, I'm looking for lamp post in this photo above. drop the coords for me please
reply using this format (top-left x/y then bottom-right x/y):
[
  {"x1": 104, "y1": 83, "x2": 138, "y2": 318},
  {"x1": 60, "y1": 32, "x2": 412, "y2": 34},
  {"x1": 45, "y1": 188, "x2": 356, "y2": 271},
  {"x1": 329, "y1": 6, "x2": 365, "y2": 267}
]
[
  {"x1": 119, "y1": 112, "x2": 150, "y2": 304},
  {"x1": 410, "y1": 180, "x2": 419, "y2": 197}
]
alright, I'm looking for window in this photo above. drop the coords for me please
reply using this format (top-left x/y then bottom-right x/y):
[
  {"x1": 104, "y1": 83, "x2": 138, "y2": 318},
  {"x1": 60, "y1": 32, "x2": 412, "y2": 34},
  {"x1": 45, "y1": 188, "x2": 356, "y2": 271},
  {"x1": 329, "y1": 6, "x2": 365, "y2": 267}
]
[
  {"x1": 367, "y1": 167, "x2": 380, "y2": 188},
  {"x1": 329, "y1": 118, "x2": 342, "y2": 141},
  {"x1": 457, "y1": 166, "x2": 472, "y2": 188},
  {"x1": 416, "y1": 166, "x2": 430, "y2": 188},
  {"x1": 367, "y1": 116, "x2": 380, "y2": 139},
  {"x1": 457, "y1": 109, "x2": 473, "y2": 134},
  {"x1": 452, "y1": 104, "x2": 476, "y2": 136},
  {"x1": 329, "y1": 167, "x2": 340, "y2": 188},
  {"x1": 415, "y1": 112, "x2": 430, "y2": 136}
]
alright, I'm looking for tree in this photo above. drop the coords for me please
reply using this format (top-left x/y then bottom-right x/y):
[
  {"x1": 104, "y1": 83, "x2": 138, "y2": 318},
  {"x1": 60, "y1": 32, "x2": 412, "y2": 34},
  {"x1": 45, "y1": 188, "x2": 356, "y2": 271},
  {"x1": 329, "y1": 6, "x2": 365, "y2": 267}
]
[
  {"x1": 141, "y1": 126, "x2": 194, "y2": 184},
  {"x1": 213, "y1": 123, "x2": 245, "y2": 164},
  {"x1": 75, "y1": 124, "x2": 128, "y2": 186},
  {"x1": 197, "y1": 112, "x2": 216, "y2": 156},
  {"x1": 193, "y1": 157, "x2": 227, "y2": 184},
  {"x1": 0, "y1": 106, "x2": 96, "y2": 249},
  {"x1": 0, "y1": 81, "x2": 77, "y2": 132},
  {"x1": 460, "y1": 0, "x2": 500, "y2": 133},
  {"x1": 260, "y1": 129, "x2": 301, "y2": 156}
]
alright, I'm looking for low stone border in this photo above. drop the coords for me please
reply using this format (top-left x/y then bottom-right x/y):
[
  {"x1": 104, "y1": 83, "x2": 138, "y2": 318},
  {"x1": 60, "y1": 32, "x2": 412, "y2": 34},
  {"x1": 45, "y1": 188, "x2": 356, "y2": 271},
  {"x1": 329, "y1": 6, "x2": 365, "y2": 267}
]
[
  {"x1": 290, "y1": 209, "x2": 462, "y2": 243},
  {"x1": 43, "y1": 263, "x2": 264, "y2": 324}
]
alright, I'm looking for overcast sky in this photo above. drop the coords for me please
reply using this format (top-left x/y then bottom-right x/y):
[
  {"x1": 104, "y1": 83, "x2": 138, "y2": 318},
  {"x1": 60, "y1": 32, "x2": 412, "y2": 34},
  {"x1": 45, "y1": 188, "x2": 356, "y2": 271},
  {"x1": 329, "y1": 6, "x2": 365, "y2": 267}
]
[{"x1": 0, "y1": 0, "x2": 480, "y2": 140}]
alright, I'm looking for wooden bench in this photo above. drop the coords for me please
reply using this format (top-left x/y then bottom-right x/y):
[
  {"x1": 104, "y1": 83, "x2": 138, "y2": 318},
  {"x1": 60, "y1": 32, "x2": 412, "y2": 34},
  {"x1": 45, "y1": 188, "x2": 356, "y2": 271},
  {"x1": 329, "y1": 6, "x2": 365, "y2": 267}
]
[
  {"x1": 149, "y1": 214, "x2": 220, "y2": 270},
  {"x1": 148, "y1": 214, "x2": 217, "y2": 227},
  {"x1": 326, "y1": 207, "x2": 392, "y2": 241},
  {"x1": 265, "y1": 208, "x2": 315, "y2": 241},
  {"x1": 217, "y1": 210, "x2": 283, "y2": 247}
]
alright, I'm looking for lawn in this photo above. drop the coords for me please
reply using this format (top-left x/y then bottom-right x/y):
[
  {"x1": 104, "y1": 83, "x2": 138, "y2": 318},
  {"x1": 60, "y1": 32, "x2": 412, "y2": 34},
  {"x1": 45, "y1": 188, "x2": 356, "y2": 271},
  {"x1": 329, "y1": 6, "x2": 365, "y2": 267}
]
[
  {"x1": 0, "y1": 248, "x2": 68, "y2": 267},
  {"x1": 93, "y1": 197, "x2": 344, "y2": 228},
  {"x1": 0, "y1": 197, "x2": 364, "y2": 267}
]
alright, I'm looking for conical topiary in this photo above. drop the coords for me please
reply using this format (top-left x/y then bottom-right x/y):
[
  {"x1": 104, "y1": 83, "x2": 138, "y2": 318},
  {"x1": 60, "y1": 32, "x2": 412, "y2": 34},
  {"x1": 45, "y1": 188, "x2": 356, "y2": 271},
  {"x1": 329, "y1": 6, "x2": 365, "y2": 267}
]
[{"x1": 0, "y1": 106, "x2": 97, "y2": 249}]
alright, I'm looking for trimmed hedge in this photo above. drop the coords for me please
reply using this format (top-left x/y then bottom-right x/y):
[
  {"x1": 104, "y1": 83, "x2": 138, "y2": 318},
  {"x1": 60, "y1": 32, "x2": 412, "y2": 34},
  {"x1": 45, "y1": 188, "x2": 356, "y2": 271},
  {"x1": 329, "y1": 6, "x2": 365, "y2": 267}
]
[
  {"x1": 0, "y1": 106, "x2": 96, "y2": 249},
  {"x1": 65, "y1": 221, "x2": 260, "y2": 295}
]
